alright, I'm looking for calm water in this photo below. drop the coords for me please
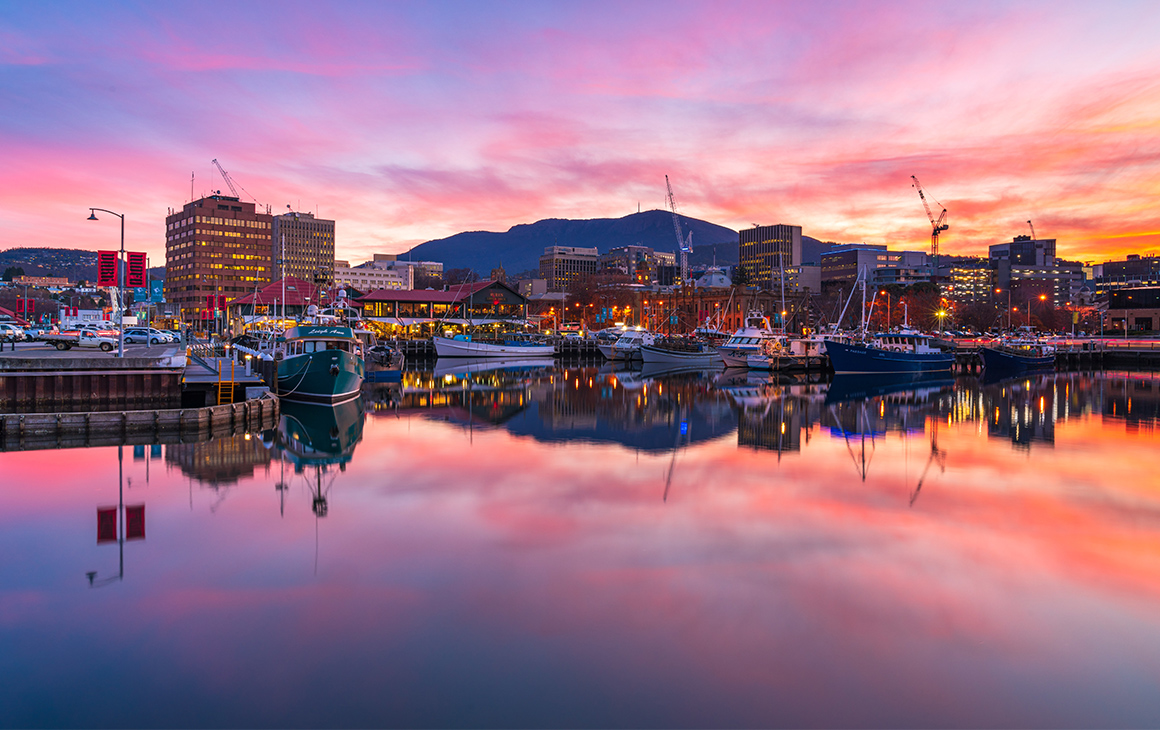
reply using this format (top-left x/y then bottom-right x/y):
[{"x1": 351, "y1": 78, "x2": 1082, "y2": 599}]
[{"x1": 3, "y1": 365, "x2": 1160, "y2": 728}]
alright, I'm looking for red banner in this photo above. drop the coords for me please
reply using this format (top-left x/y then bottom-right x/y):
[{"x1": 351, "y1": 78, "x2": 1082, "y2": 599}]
[
  {"x1": 126, "y1": 252, "x2": 147, "y2": 288},
  {"x1": 125, "y1": 505, "x2": 145, "y2": 541},
  {"x1": 97, "y1": 251, "x2": 118, "y2": 287},
  {"x1": 16, "y1": 298, "x2": 33, "y2": 314},
  {"x1": 218, "y1": 295, "x2": 227, "y2": 311},
  {"x1": 97, "y1": 507, "x2": 117, "y2": 543}
]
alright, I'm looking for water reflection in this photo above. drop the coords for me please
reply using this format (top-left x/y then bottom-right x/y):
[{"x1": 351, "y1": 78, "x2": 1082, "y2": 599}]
[
  {"x1": 365, "y1": 362, "x2": 1160, "y2": 456},
  {"x1": 5, "y1": 368, "x2": 1160, "y2": 726}
]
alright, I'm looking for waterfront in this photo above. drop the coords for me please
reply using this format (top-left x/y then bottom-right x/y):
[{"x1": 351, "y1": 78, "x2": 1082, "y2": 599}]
[{"x1": 3, "y1": 367, "x2": 1160, "y2": 727}]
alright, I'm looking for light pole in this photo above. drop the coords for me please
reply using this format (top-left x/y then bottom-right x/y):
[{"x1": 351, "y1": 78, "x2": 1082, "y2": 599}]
[
  {"x1": 87, "y1": 208, "x2": 125, "y2": 358},
  {"x1": 1027, "y1": 293, "x2": 1047, "y2": 328}
]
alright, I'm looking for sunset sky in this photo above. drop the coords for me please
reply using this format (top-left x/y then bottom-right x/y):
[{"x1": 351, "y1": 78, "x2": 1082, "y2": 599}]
[{"x1": 3, "y1": 1, "x2": 1160, "y2": 266}]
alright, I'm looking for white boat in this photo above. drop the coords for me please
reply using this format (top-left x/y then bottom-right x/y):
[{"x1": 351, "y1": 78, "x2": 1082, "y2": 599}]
[
  {"x1": 746, "y1": 333, "x2": 828, "y2": 371},
  {"x1": 432, "y1": 334, "x2": 555, "y2": 358},
  {"x1": 597, "y1": 327, "x2": 656, "y2": 361},
  {"x1": 639, "y1": 339, "x2": 722, "y2": 366},
  {"x1": 716, "y1": 311, "x2": 786, "y2": 367}
]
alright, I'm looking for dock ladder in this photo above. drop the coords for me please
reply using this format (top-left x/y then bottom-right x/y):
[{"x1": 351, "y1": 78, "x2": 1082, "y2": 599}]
[{"x1": 216, "y1": 358, "x2": 237, "y2": 405}]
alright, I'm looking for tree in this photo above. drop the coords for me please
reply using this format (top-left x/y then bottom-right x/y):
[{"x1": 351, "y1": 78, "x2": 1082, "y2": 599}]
[
  {"x1": 445, "y1": 268, "x2": 479, "y2": 285},
  {"x1": 957, "y1": 301, "x2": 1002, "y2": 332},
  {"x1": 2, "y1": 266, "x2": 24, "y2": 282},
  {"x1": 730, "y1": 265, "x2": 751, "y2": 288}
]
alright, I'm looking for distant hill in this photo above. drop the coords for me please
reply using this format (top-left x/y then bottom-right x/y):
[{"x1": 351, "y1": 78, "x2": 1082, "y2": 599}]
[
  {"x1": 401, "y1": 210, "x2": 740, "y2": 274},
  {"x1": 0, "y1": 248, "x2": 97, "y2": 283}
]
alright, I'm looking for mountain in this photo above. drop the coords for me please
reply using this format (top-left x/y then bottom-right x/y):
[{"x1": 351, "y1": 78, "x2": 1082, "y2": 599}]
[
  {"x1": 401, "y1": 210, "x2": 741, "y2": 274},
  {"x1": 0, "y1": 248, "x2": 98, "y2": 283}
]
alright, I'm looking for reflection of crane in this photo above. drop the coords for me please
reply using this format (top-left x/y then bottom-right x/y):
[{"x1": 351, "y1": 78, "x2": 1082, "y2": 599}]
[
  {"x1": 666, "y1": 175, "x2": 693, "y2": 286},
  {"x1": 911, "y1": 175, "x2": 948, "y2": 261},
  {"x1": 662, "y1": 414, "x2": 691, "y2": 502},
  {"x1": 909, "y1": 419, "x2": 947, "y2": 506}
]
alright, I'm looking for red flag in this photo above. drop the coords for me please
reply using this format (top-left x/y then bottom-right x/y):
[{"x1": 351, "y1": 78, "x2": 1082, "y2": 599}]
[
  {"x1": 97, "y1": 251, "x2": 118, "y2": 287},
  {"x1": 97, "y1": 507, "x2": 117, "y2": 543},
  {"x1": 126, "y1": 252, "x2": 147, "y2": 288},
  {"x1": 125, "y1": 505, "x2": 145, "y2": 541}
]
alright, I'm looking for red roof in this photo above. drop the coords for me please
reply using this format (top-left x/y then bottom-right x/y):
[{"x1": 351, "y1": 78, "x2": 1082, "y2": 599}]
[
  {"x1": 0, "y1": 306, "x2": 30, "y2": 327},
  {"x1": 231, "y1": 277, "x2": 321, "y2": 307},
  {"x1": 357, "y1": 280, "x2": 522, "y2": 303}
]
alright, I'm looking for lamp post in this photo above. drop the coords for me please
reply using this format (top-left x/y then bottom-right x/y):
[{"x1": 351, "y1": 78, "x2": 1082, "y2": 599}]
[
  {"x1": 87, "y1": 208, "x2": 125, "y2": 358},
  {"x1": 1028, "y1": 293, "x2": 1047, "y2": 328},
  {"x1": 880, "y1": 290, "x2": 890, "y2": 330}
]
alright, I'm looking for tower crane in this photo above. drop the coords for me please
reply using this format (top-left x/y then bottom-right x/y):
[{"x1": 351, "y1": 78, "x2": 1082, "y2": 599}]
[
  {"x1": 911, "y1": 175, "x2": 948, "y2": 261},
  {"x1": 211, "y1": 158, "x2": 261, "y2": 207},
  {"x1": 665, "y1": 175, "x2": 693, "y2": 285},
  {"x1": 1027, "y1": 220, "x2": 1036, "y2": 240}
]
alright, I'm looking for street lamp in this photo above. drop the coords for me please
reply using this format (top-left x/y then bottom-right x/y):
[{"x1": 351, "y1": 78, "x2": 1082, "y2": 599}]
[
  {"x1": 936, "y1": 309, "x2": 947, "y2": 334},
  {"x1": 87, "y1": 208, "x2": 125, "y2": 358},
  {"x1": 1027, "y1": 293, "x2": 1047, "y2": 328}
]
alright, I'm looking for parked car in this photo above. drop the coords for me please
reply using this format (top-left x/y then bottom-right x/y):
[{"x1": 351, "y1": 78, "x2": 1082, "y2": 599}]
[
  {"x1": 0, "y1": 323, "x2": 26, "y2": 342},
  {"x1": 124, "y1": 328, "x2": 167, "y2": 345}
]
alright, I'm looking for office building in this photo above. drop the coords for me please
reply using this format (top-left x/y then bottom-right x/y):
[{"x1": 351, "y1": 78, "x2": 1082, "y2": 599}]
[
  {"x1": 739, "y1": 224, "x2": 802, "y2": 290},
  {"x1": 989, "y1": 235, "x2": 1056, "y2": 266},
  {"x1": 821, "y1": 245, "x2": 930, "y2": 286},
  {"x1": 539, "y1": 246, "x2": 599, "y2": 291},
  {"x1": 164, "y1": 194, "x2": 272, "y2": 325},
  {"x1": 945, "y1": 258, "x2": 995, "y2": 304},
  {"x1": 271, "y1": 210, "x2": 335, "y2": 286},
  {"x1": 334, "y1": 260, "x2": 410, "y2": 292}
]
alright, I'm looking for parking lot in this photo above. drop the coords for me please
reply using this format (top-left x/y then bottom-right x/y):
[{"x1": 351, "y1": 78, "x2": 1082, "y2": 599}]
[{"x1": 0, "y1": 340, "x2": 180, "y2": 359}]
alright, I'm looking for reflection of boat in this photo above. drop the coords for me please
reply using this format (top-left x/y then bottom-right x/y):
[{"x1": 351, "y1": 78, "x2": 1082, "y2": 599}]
[
  {"x1": 433, "y1": 334, "x2": 554, "y2": 358},
  {"x1": 979, "y1": 343, "x2": 1055, "y2": 374},
  {"x1": 432, "y1": 357, "x2": 556, "y2": 379},
  {"x1": 262, "y1": 325, "x2": 366, "y2": 403},
  {"x1": 640, "y1": 361, "x2": 722, "y2": 380},
  {"x1": 825, "y1": 372, "x2": 955, "y2": 404},
  {"x1": 276, "y1": 397, "x2": 366, "y2": 469},
  {"x1": 823, "y1": 333, "x2": 954, "y2": 375}
]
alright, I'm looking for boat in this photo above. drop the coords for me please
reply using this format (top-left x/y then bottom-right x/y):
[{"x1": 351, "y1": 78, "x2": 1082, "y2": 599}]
[
  {"x1": 597, "y1": 327, "x2": 656, "y2": 361},
  {"x1": 261, "y1": 324, "x2": 366, "y2": 403},
  {"x1": 364, "y1": 344, "x2": 405, "y2": 382},
  {"x1": 432, "y1": 333, "x2": 555, "y2": 358},
  {"x1": 716, "y1": 311, "x2": 786, "y2": 367},
  {"x1": 639, "y1": 337, "x2": 723, "y2": 366},
  {"x1": 823, "y1": 332, "x2": 955, "y2": 375},
  {"x1": 979, "y1": 340, "x2": 1055, "y2": 373}
]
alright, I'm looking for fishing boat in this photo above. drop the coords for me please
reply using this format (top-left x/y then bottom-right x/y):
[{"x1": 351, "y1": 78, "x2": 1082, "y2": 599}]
[
  {"x1": 597, "y1": 327, "x2": 656, "y2": 361},
  {"x1": 639, "y1": 337, "x2": 722, "y2": 366},
  {"x1": 717, "y1": 311, "x2": 785, "y2": 367},
  {"x1": 432, "y1": 333, "x2": 555, "y2": 358},
  {"x1": 823, "y1": 332, "x2": 955, "y2": 375},
  {"x1": 979, "y1": 340, "x2": 1055, "y2": 374},
  {"x1": 261, "y1": 324, "x2": 366, "y2": 403}
]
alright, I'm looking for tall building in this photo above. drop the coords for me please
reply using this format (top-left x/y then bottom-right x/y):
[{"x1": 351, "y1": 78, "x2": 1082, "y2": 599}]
[
  {"x1": 271, "y1": 211, "x2": 335, "y2": 286},
  {"x1": 164, "y1": 194, "x2": 272, "y2": 325},
  {"x1": 333, "y1": 260, "x2": 410, "y2": 292},
  {"x1": 820, "y1": 245, "x2": 930, "y2": 285},
  {"x1": 739, "y1": 224, "x2": 802, "y2": 290},
  {"x1": 539, "y1": 246, "x2": 599, "y2": 291},
  {"x1": 989, "y1": 235, "x2": 1056, "y2": 266}
]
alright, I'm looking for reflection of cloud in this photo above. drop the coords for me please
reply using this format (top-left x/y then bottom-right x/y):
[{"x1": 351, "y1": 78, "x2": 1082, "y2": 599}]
[
  {"x1": 4, "y1": 400, "x2": 1160, "y2": 724},
  {"x1": 3, "y1": 4, "x2": 1160, "y2": 262}
]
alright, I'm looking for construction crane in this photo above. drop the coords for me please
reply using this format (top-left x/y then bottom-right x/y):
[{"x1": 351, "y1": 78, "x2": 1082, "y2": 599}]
[
  {"x1": 1027, "y1": 220, "x2": 1036, "y2": 240},
  {"x1": 665, "y1": 175, "x2": 694, "y2": 285},
  {"x1": 211, "y1": 158, "x2": 261, "y2": 206},
  {"x1": 911, "y1": 175, "x2": 948, "y2": 260}
]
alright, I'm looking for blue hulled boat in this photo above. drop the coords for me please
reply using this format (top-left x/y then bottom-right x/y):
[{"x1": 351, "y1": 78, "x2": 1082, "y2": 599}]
[
  {"x1": 823, "y1": 333, "x2": 955, "y2": 375},
  {"x1": 979, "y1": 342, "x2": 1055, "y2": 374}
]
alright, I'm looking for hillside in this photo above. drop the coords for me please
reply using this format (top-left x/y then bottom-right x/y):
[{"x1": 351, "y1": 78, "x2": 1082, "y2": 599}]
[
  {"x1": 0, "y1": 247, "x2": 98, "y2": 283},
  {"x1": 401, "y1": 210, "x2": 741, "y2": 274}
]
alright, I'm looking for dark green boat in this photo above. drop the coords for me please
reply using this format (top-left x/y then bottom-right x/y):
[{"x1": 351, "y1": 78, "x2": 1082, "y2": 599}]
[{"x1": 266, "y1": 324, "x2": 365, "y2": 403}]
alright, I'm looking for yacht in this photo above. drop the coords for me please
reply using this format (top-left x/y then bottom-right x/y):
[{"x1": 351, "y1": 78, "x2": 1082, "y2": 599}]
[
  {"x1": 597, "y1": 327, "x2": 656, "y2": 361},
  {"x1": 716, "y1": 311, "x2": 786, "y2": 368}
]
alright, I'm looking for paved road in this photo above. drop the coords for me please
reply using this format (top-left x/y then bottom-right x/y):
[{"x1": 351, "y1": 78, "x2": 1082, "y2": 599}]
[{"x1": 0, "y1": 340, "x2": 180, "y2": 359}]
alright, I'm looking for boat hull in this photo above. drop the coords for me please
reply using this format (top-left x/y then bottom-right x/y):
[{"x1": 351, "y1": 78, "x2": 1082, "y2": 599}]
[
  {"x1": 597, "y1": 343, "x2": 641, "y2": 361},
  {"x1": 433, "y1": 335, "x2": 555, "y2": 358},
  {"x1": 979, "y1": 346, "x2": 1055, "y2": 373},
  {"x1": 823, "y1": 340, "x2": 954, "y2": 375},
  {"x1": 639, "y1": 344, "x2": 721, "y2": 366},
  {"x1": 274, "y1": 349, "x2": 364, "y2": 403}
]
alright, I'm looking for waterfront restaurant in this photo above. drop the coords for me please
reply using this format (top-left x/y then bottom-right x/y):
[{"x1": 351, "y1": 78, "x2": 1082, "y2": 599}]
[{"x1": 358, "y1": 280, "x2": 531, "y2": 339}]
